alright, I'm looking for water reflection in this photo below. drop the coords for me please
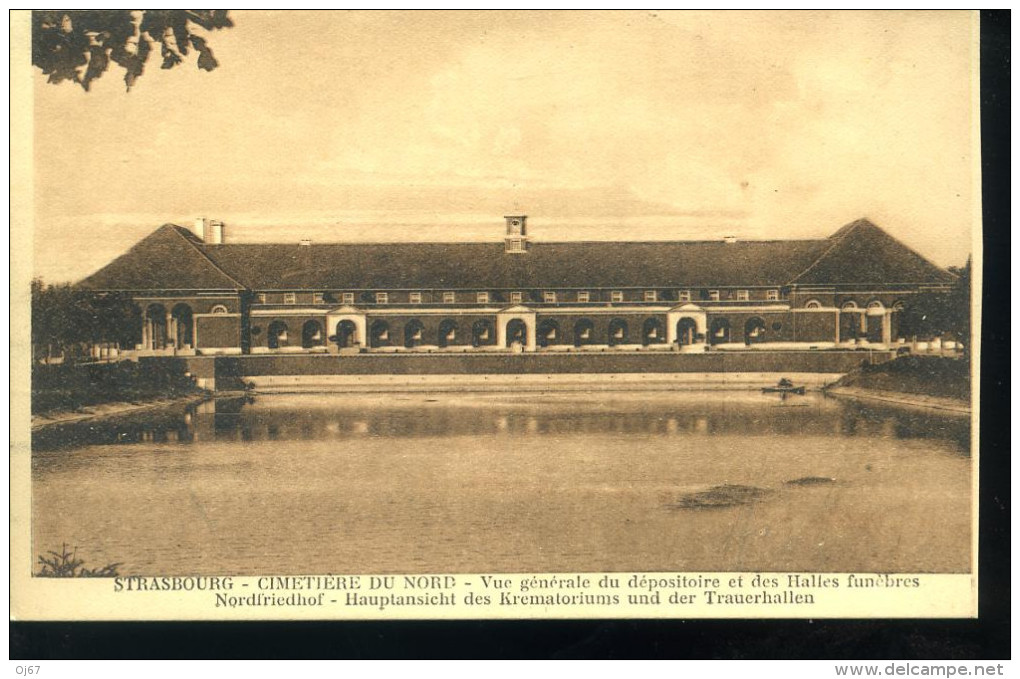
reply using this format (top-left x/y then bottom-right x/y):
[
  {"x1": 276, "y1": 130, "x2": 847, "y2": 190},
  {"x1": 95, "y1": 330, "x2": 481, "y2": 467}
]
[
  {"x1": 31, "y1": 391, "x2": 972, "y2": 575},
  {"x1": 33, "y1": 392, "x2": 969, "y2": 455}
]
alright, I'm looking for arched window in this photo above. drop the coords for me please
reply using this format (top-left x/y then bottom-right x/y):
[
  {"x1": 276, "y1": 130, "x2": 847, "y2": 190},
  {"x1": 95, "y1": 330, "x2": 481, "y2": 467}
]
[
  {"x1": 804, "y1": 299, "x2": 823, "y2": 309},
  {"x1": 573, "y1": 318, "x2": 595, "y2": 347},
  {"x1": 302, "y1": 320, "x2": 324, "y2": 348},
  {"x1": 892, "y1": 300, "x2": 905, "y2": 311},
  {"x1": 369, "y1": 320, "x2": 390, "y2": 348},
  {"x1": 867, "y1": 300, "x2": 885, "y2": 312},
  {"x1": 840, "y1": 301, "x2": 858, "y2": 311},
  {"x1": 537, "y1": 319, "x2": 560, "y2": 348},
  {"x1": 210, "y1": 304, "x2": 228, "y2": 314},
  {"x1": 472, "y1": 319, "x2": 493, "y2": 347},
  {"x1": 608, "y1": 318, "x2": 628, "y2": 346},
  {"x1": 744, "y1": 317, "x2": 766, "y2": 345},
  {"x1": 403, "y1": 319, "x2": 425, "y2": 348},
  {"x1": 438, "y1": 319, "x2": 458, "y2": 348},
  {"x1": 267, "y1": 320, "x2": 288, "y2": 349},
  {"x1": 709, "y1": 318, "x2": 731, "y2": 344},
  {"x1": 642, "y1": 317, "x2": 664, "y2": 345}
]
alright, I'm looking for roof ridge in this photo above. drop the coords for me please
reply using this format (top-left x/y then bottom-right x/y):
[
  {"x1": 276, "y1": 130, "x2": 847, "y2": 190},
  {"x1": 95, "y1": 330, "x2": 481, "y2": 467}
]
[
  {"x1": 167, "y1": 223, "x2": 246, "y2": 289},
  {"x1": 200, "y1": 238, "x2": 830, "y2": 247},
  {"x1": 857, "y1": 223, "x2": 958, "y2": 281},
  {"x1": 786, "y1": 218, "x2": 870, "y2": 284},
  {"x1": 787, "y1": 218, "x2": 954, "y2": 286}
]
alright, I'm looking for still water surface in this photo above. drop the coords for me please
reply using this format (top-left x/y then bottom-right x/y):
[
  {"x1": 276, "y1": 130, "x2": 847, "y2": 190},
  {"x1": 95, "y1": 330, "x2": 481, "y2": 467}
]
[{"x1": 32, "y1": 392, "x2": 970, "y2": 575}]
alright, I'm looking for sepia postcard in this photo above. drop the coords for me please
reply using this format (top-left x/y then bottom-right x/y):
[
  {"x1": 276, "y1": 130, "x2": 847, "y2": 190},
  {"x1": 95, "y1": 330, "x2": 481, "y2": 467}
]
[{"x1": 10, "y1": 10, "x2": 982, "y2": 622}]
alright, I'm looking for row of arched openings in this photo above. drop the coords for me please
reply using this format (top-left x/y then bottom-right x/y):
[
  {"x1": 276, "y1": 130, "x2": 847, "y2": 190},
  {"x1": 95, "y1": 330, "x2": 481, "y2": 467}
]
[
  {"x1": 144, "y1": 303, "x2": 194, "y2": 349},
  {"x1": 367, "y1": 319, "x2": 495, "y2": 349},
  {"x1": 805, "y1": 299, "x2": 905, "y2": 311},
  {"x1": 260, "y1": 316, "x2": 779, "y2": 350},
  {"x1": 533, "y1": 318, "x2": 667, "y2": 348},
  {"x1": 364, "y1": 317, "x2": 673, "y2": 349},
  {"x1": 266, "y1": 320, "x2": 326, "y2": 349},
  {"x1": 264, "y1": 319, "x2": 498, "y2": 349}
]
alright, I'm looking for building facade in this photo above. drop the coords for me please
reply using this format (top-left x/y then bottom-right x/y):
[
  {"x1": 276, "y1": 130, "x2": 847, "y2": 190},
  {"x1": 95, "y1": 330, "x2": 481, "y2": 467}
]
[{"x1": 80, "y1": 216, "x2": 956, "y2": 356}]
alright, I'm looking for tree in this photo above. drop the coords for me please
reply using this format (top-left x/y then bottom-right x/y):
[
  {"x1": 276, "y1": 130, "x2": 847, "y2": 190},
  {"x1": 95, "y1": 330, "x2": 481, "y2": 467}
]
[
  {"x1": 945, "y1": 257, "x2": 971, "y2": 351},
  {"x1": 898, "y1": 258, "x2": 972, "y2": 353},
  {"x1": 32, "y1": 10, "x2": 233, "y2": 91},
  {"x1": 31, "y1": 278, "x2": 141, "y2": 362}
]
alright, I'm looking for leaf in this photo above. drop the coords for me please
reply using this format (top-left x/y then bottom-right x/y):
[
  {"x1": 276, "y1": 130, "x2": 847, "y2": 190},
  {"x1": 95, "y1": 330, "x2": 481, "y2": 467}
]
[
  {"x1": 138, "y1": 10, "x2": 167, "y2": 42},
  {"x1": 160, "y1": 43, "x2": 181, "y2": 70},
  {"x1": 170, "y1": 12, "x2": 189, "y2": 55},
  {"x1": 81, "y1": 45, "x2": 109, "y2": 91},
  {"x1": 34, "y1": 9, "x2": 231, "y2": 89},
  {"x1": 137, "y1": 34, "x2": 151, "y2": 63},
  {"x1": 185, "y1": 10, "x2": 214, "y2": 30},
  {"x1": 211, "y1": 10, "x2": 233, "y2": 29},
  {"x1": 190, "y1": 35, "x2": 218, "y2": 71}
]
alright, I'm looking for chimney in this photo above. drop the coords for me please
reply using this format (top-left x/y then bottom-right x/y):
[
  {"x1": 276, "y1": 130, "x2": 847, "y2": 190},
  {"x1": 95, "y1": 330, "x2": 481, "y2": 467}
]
[
  {"x1": 193, "y1": 217, "x2": 206, "y2": 239},
  {"x1": 204, "y1": 219, "x2": 224, "y2": 245}
]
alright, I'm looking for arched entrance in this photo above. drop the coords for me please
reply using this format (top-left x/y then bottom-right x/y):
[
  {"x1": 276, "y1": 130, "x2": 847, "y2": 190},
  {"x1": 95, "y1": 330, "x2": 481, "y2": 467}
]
[
  {"x1": 302, "y1": 320, "x2": 324, "y2": 348},
  {"x1": 608, "y1": 318, "x2": 628, "y2": 346},
  {"x1": 145, "y1": 304, "x2": 168, "y2": 350},
  {"x1": 744, "y1": 317, "x2": 766, "y2": 345},
  {"x1": 840, "y1": 302, "x2": 862, "y2": 342},
  {"x1": 642, "y1": 317, "x2": 664, "y2": 345},
  {"x1": 537, "y1": 319, "x2": 560, "y2": 348},
  {"x1": 438, "y1": 319, "x2": 458, "y2": 348},
  {"x1": 676, "y1": 317, "x2": 697, "y2": 346},
  {"x1": 335, "y1": 320, "x2": 358, "y2": 348},
  {"x1": 404, "y1": 319, "x2": 425, "y2": 348},
  {"x1": 573, "y1": 318, "x2": 595, "y2": 347},
  {"x1": 506, "y1": 319, "x2": 527, "y2": 348},
  {"x1": 267, "y1": 320, "x2": 289, "y2": 349},
  {"x1": 472, "y1": 319, "x2": 493, "y2": 347},
  {"x1": 709, "y1": 318, "x2": 731, "y2": 345},
  {"x1": 369, "y1": 320, "x2": 390, "y2": 348},
  {"x1": 171, "y1": 303, "x2": 193, "y2": 349},
  {"x1": 865, "y1": 301, "x2": 885, "y2": 343}
]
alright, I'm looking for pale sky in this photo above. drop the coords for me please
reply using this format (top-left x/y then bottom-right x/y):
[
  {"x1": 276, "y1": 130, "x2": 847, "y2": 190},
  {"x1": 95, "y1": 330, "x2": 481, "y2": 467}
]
[{"x1": 29, "y1": 10, "x2": 978, "y2": 283}]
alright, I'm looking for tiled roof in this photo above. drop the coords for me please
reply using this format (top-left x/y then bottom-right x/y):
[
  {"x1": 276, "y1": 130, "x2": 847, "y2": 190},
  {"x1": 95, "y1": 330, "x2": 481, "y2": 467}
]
[
  {"x1": 789, "y1": 219, "x2": 957, "y2": 285},
  {"x1": 199, "y1": 239, "x2": 831, "y2": 290},
  {"x1": 79, "y1": 224, "x2": 244, "y2": 291},
  {"x1": 78, "y1": 218, "x2": 955, "y2": 292}
]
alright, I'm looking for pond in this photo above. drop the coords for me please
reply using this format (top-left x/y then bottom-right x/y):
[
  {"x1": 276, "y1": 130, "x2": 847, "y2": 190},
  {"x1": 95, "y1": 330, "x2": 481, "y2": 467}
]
[{"x1": 32, "y1": 391, "x2": 971, "y2": 575}]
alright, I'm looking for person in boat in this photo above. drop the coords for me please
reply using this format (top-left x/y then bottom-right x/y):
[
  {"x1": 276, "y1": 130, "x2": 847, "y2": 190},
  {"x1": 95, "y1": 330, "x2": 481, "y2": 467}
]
[{"x1": 777, "y1": 377, "x2": 794, "y2": 388}]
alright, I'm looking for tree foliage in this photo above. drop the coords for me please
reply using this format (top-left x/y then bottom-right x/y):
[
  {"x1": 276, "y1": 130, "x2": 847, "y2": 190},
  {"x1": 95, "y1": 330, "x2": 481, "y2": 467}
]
[
  {"x1": 31, "y1": 10, "x2": 233, "y2": 91},
  {"x1": 898, "y1": 258, "x2": 971, "y2": 347},
  {"x1": 32, "y1": 278, "x2": 140, "y2": 361}
]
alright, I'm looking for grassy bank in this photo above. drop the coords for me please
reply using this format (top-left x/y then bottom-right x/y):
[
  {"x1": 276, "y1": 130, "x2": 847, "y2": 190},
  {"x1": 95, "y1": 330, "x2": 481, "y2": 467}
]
[
  {"x1": 825, "y1": 355, "x2": 970, "y2": 402},
  {"x1": 32, "y1": 359, "x2": 207, "y2": 416}
]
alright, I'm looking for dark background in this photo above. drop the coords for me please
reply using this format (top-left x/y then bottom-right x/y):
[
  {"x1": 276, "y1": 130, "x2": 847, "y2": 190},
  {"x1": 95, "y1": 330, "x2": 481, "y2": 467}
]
[{"x1": 11, "y1": 9, "x2": 1009, "y2": 660}]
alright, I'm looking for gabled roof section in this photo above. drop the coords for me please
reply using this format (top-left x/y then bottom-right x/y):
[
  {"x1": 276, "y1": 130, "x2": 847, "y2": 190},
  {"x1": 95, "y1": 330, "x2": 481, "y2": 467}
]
[
  {"x1": 790, "y1": 219, "x2": 956, "y2": 286},
  {"x1": 78, "y1": 224, "x2": 244, "y2": 291}
]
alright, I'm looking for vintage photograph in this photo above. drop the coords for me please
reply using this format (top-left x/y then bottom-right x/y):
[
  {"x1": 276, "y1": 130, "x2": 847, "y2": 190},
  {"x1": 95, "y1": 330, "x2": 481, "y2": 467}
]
[{"x1": 15, "y1": 10, "x2": 977, "y2": 619}]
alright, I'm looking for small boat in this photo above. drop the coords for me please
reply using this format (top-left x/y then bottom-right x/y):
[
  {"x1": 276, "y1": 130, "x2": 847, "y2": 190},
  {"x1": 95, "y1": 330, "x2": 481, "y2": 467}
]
[{"x1": 762, "y1": 378, "x2": 805, "y2": 395}]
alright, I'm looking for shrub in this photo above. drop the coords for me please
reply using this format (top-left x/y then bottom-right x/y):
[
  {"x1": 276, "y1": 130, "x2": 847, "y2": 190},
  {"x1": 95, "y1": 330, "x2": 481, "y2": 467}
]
[{"x1": 37, "y1": 544, "x2": 121, "y2": 578}]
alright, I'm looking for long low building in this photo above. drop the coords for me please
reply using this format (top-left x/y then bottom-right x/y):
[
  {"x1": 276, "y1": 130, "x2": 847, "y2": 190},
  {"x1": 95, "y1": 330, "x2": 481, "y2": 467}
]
[{"x1": 79, "y1": 215, "x2": 955, "y2": 355}]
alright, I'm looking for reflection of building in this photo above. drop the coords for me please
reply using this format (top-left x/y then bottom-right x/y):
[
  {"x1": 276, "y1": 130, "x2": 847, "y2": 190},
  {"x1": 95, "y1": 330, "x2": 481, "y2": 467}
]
[{"x1": 80, "y1": 216, "x2": 955, "y2": 355}]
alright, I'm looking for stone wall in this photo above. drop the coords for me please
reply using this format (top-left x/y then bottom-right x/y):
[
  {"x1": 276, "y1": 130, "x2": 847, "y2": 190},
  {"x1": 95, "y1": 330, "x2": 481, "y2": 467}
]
[{"x1": 215, "y1": 349, "x2": 894, "y2": 379}]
